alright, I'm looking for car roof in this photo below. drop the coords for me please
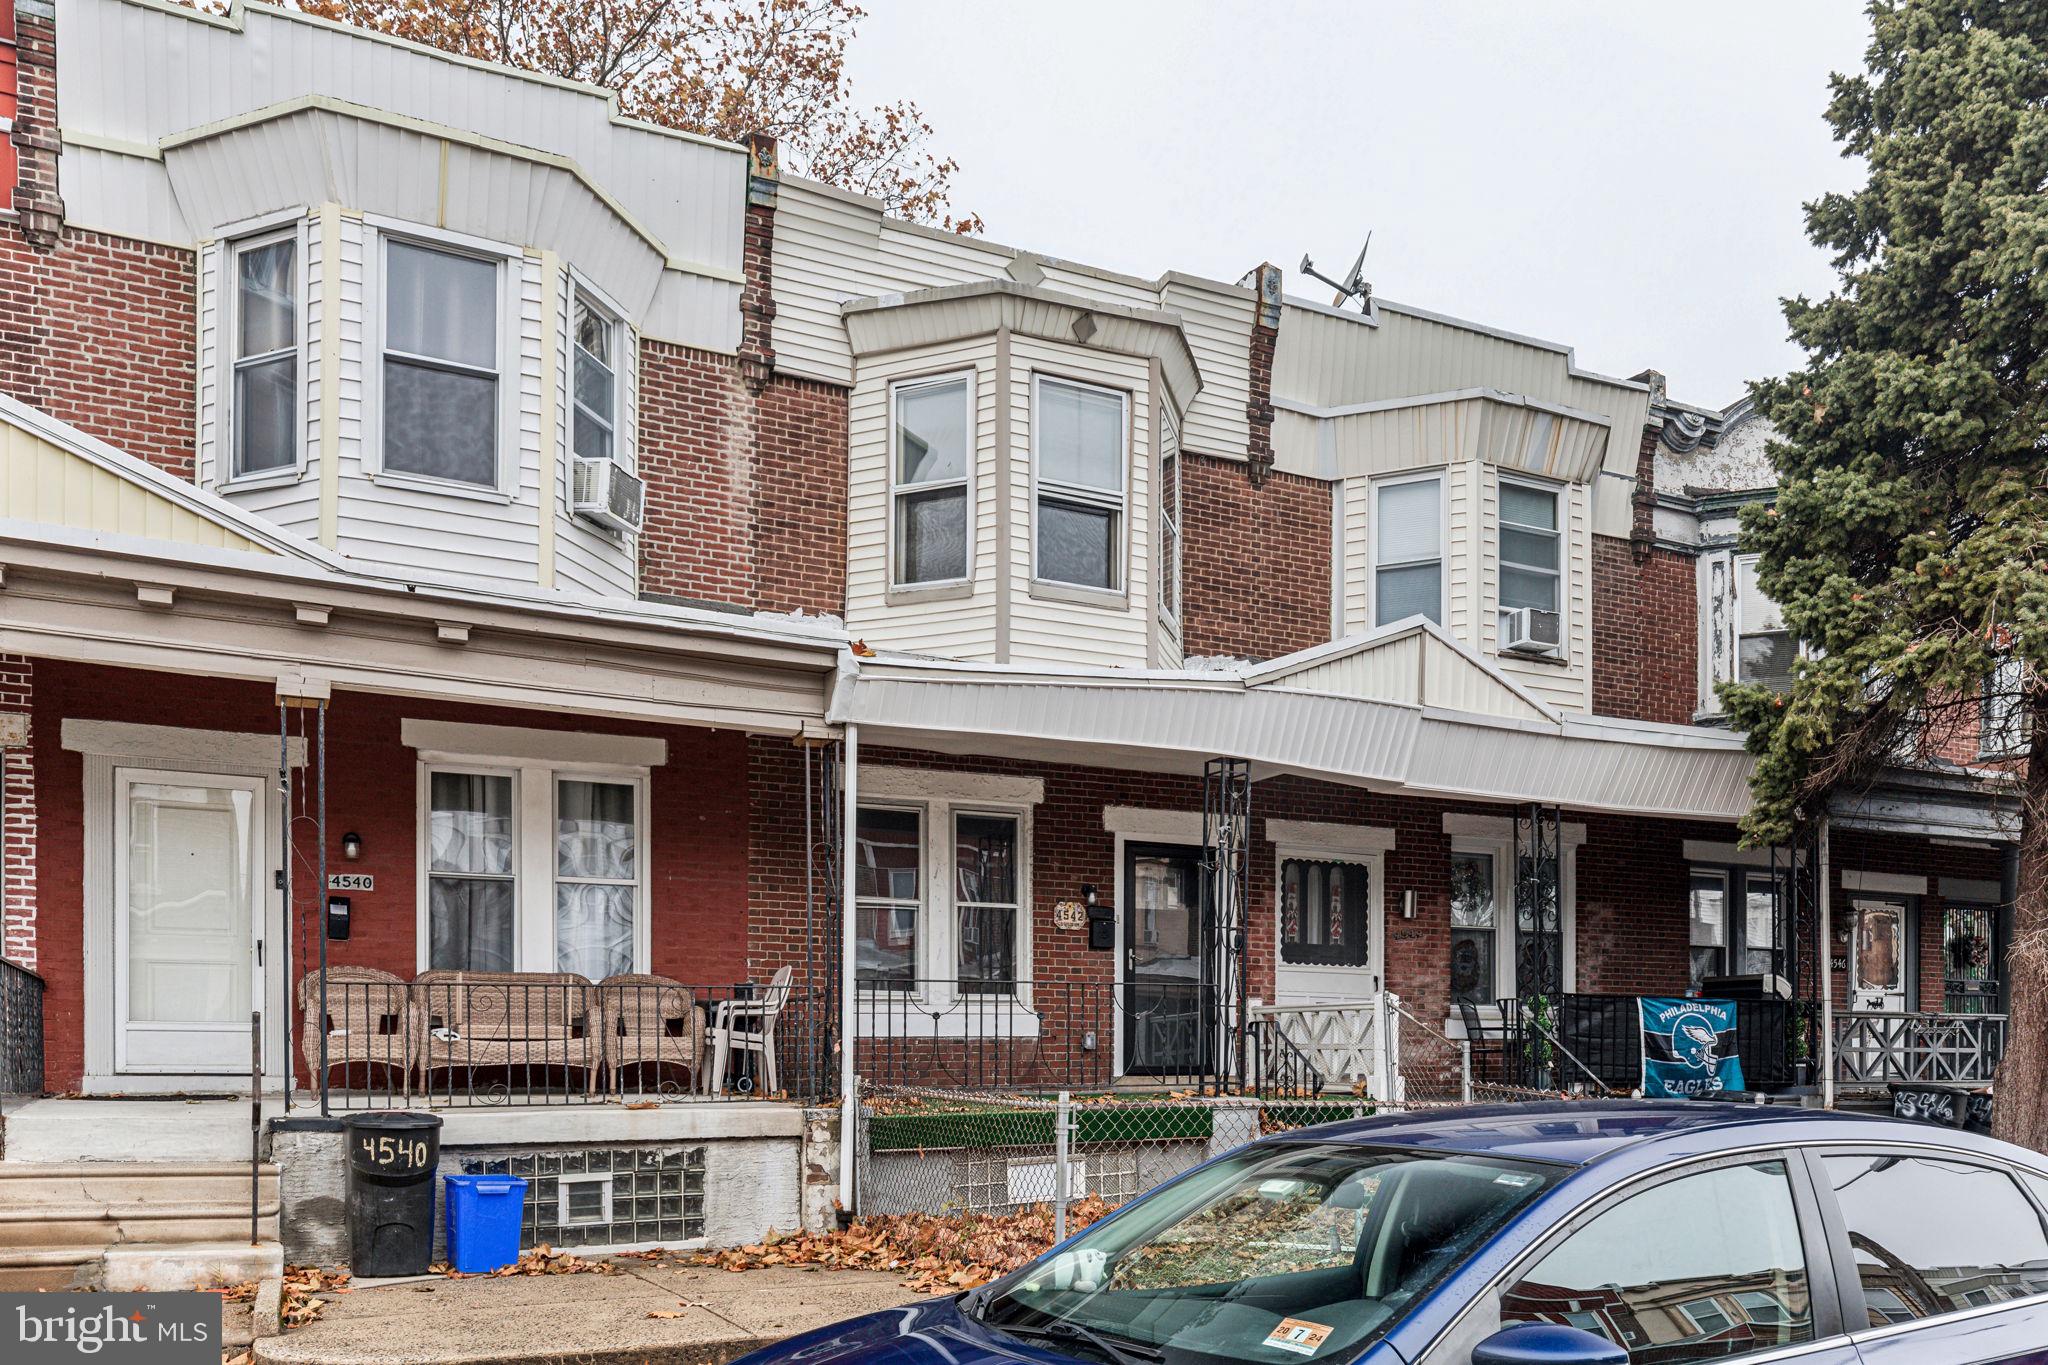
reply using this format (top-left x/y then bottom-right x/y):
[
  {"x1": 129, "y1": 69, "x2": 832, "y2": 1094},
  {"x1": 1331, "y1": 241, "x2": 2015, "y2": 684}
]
[{"x1": 1272, "y1": 1099, "x2": 2032, "y2": 1169}]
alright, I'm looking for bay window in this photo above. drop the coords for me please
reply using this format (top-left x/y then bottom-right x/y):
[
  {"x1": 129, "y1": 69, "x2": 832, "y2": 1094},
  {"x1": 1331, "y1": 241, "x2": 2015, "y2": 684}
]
[
  {"x1": 1034, "y1": 376, "x2": 1126, "y2": 591},
  {"x1": 230, "y1": 233, "x2": 299, "y2": 478},
  {"x1": 420, "y1": 762, "x2": 646, "y2": 978},
  {"x1": 1372, "y1": 474, "x2": 1442, "y2": 626},
  {"x1": 891, "y1": 375, "x2": 971, "y2": 586},
  {"x1": 382, "y1": 239, "x2": 502, "y2": 488},
  {"x1": 571, "y1": 292, "x2": 621, "y2": 466},
  {"x1": 1498, "y1": 478, "x2": 1561, "y2": 621}
]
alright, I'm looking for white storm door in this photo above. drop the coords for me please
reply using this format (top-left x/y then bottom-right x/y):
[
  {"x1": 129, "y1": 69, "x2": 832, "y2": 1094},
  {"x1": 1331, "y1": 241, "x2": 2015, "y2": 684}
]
[{"x1": 113, "y1": 769, "x2": 266, "y2": 1073}]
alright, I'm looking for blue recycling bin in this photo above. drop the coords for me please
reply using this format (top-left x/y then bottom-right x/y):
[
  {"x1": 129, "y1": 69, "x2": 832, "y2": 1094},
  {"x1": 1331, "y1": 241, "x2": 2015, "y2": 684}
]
[{"x1": 443, "y1": 1173, "x2": 527, "y2": 1274}]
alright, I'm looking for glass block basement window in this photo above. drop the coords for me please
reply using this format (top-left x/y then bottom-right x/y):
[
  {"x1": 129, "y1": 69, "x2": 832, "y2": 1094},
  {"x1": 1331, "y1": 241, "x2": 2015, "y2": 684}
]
[{"x1": 461, "y1": 1145, "x2": 707, "y2": 1248}]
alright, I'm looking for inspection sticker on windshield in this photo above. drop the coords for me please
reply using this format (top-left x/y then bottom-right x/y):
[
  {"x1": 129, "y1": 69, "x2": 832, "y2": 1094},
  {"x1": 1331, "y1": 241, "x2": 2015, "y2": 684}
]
[
  {"x1": 1494, "y1": 1172, "x2": 1537, "y2": 1187},
  {"x1": 1263, "y1": 1318, "x2": 1333, "y2": 1356}
]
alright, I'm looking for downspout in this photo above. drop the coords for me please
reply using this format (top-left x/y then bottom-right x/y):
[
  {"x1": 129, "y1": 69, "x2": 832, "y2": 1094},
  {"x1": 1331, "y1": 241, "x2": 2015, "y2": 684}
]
[
  {"x1": 838, "y1": 721, "x2": 859, "y2": 1213},
  {"x1": 1819, "y1": 816, "x2": 1835, "y2": 1110}
]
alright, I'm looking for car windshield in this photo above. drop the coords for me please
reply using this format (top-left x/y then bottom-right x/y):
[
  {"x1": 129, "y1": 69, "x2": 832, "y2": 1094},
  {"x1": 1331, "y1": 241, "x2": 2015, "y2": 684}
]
[{"x1": 974, "y1": 1142, "x2": 1561, "y2": 1365}]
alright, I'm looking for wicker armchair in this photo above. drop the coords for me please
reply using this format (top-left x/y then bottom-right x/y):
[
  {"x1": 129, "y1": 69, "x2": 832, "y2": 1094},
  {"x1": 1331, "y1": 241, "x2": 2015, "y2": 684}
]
[
  {"x1": 297, "y1": 965, "x2": 411, "y2": 1091},
  {"x1": 413, "y1": 970, "x2": 601, "y2": 1096},
  {"x1": 594, "y1": 974, "x2": 703, "y2": 1096}
]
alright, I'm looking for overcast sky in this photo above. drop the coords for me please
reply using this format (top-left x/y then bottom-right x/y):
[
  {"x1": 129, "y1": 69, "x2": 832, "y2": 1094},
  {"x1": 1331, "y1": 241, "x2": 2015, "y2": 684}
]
[{"x1": 846, "y1": 1, "x2": 1873, "y2": 406}]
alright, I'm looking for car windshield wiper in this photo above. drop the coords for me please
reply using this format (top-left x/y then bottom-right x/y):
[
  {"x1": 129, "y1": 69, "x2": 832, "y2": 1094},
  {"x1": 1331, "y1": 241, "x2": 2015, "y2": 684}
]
[{"x1": 993, "y1": 1319, "x2": 1163, "y2": 1365}]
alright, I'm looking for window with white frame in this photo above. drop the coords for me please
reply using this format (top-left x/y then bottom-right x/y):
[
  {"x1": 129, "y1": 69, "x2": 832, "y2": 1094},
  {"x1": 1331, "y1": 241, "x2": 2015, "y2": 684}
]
[
  {"x1": 1497, "y1": 477, "x2": 1561, "y2": 623},
  {"x1": 856, "y1": 793, "x2": 1031, "y2": 999},
  {"x1": 1736, "y1": 555, "x2": 1796, "y2": 691},
  {"x1": 1373, "y1": 474, "x2": 1442, "y2": 626},
  {"x1": 891, "y1": 375, "x2": 971, "y2": 586},
  {"x1": 422, "y1": 764, "x2": 645, "y2": 978},
  {"x1": 382, "y1": 239, "x2": 502, "y2": 488},
  {"x1": 230, "y1": 233, "x2": 299, "y2": 479},
  {"x1": 1448, "y1": 821, "x2": 1577, "y2": 1010},
  {"x1": 1034, "y1": 376, "x2": 1126, "y2": 591},
  {"x1": 1449, "y1": 849, "x2": 1497, "y2": 1007},
  {"x1": 955, "y1": 814, "x2": 1021, "y2": 992},
  {"x1": 1982, "y1": 655, "x2": 2030, "y2": 758},
  {"x1": 571, "y1": 292, "x2": 623, "y2": 467},
  {"x1": 1158, "y1": 451, "x2": 1182, "y2": 626},
  {"x1": 1689, "y1": 865, "x2": 1785, "y2": 989},
  {"x1": 855, "y1": 807, "x2": 921, "y2": 989}
]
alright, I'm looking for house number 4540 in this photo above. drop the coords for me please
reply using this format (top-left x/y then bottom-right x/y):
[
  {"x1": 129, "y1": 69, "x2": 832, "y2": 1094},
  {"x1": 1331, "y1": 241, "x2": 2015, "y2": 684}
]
[{"x1": 359, "y1": 1135, "x2": 430, "y2": 1168}]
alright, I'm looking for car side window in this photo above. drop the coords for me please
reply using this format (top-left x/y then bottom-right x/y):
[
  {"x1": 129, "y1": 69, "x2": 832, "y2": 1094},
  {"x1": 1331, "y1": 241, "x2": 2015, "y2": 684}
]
[
  {"x1": 1497, "y1": 1160, "x2": 1814, "y2": 1360},
  {"x1": 1821, "y1": 1154, "x2": 2048, "y2": 1324}
]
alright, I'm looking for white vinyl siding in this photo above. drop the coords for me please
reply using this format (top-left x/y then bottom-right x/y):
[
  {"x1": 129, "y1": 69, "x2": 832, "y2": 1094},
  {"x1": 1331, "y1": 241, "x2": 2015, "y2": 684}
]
[
  {"x1": 845, "y1": 340, "x2": 1002, "y2": 659},
  {"x1": 553, "y1": 264, "x2": 640, "y2": 600}
]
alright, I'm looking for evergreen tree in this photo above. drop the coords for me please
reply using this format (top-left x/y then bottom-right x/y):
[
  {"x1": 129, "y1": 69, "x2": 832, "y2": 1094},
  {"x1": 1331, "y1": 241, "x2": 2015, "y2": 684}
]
[{"x1": 1728, "y1": 0, "x2": 2048, "y2": 1146}]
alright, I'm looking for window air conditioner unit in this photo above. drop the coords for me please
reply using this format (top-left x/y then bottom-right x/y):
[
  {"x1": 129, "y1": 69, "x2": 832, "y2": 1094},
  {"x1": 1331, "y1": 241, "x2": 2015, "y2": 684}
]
[
  {"x1": 1500, "y1": 607, "x2": 1563, "y2": 657},
  {"x1": 572, "y1": 458, "x2": 644, "y2": 534}
]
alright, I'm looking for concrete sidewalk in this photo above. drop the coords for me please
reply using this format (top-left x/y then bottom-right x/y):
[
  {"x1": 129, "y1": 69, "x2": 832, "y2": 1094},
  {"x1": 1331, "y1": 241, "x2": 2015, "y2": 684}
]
[{"x1": 251, "y1": 1262, "x2": 931, "y2": 1365}]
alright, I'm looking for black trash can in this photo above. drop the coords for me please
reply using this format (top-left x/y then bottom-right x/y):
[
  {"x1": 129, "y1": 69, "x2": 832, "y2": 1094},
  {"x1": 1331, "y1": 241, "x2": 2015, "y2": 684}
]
[{"x1": 344, "y1": 1112, "x2": 443, "y2": 1277}]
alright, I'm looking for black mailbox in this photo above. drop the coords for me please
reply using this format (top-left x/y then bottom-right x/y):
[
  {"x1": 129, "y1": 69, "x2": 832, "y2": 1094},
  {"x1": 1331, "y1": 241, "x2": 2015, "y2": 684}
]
[
  {"x1": 327, "y1": 895, "x2": 352, "y2": 941},
  {"x1": 1086, "y1": 903, "x2": 1115, "y2": 951}
]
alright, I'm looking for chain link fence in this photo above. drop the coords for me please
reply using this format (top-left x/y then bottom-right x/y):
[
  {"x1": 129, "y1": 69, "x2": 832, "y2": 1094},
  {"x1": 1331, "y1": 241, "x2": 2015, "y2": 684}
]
[{"x1": 857, "y1": 1086, "x2": 1389, "y2": 1236}]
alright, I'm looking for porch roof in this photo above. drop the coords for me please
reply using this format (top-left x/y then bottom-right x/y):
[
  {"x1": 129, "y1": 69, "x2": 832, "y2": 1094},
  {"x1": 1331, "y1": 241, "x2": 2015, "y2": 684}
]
[
  {"x1": 0, "y1": 397, "x2": 844, "y2": 734},
  {"x1": 829, "y1": 636, "x2": 1760, "y2": 821}
]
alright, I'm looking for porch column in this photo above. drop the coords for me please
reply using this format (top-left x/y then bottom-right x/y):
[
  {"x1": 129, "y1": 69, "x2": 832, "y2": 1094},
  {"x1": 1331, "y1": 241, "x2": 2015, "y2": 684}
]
[
  {"x1": 1819, "y1": 816, "x2": 1835, "y2": 1109},
  {"x1": 839, "y1": 722, "x2": 859, "y2": 1210}
]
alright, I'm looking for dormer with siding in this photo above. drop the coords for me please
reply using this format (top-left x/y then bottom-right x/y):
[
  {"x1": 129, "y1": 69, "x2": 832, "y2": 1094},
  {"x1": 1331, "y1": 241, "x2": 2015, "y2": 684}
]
[{"x1": 45, "y1": 0, "x2": 753, "y2": 601}]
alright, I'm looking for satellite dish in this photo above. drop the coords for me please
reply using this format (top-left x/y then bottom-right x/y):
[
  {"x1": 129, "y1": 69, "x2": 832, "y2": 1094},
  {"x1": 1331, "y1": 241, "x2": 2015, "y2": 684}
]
[{"x1": 1299, "y1": 233, "x2": 1373, "y2": 310}]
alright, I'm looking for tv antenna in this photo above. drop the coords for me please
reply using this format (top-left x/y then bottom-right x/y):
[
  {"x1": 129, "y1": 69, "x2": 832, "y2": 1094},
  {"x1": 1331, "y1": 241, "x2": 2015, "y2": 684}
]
[{"x1": 1299, "y1": 233, "x2": 1372, "y2": 310}]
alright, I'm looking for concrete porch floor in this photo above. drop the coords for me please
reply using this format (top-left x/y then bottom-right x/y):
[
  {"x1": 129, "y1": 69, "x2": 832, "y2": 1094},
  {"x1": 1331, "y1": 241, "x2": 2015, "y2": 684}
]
[{"x1": 3, "y1": 1094, "x2": 817, "y2": 1164}]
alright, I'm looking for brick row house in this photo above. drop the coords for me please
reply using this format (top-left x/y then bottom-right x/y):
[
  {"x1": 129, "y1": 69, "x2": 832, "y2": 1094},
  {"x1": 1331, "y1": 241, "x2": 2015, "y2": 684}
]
[{"x1": 0, "y1": 0, "x2": 2021, "y2": 1274}]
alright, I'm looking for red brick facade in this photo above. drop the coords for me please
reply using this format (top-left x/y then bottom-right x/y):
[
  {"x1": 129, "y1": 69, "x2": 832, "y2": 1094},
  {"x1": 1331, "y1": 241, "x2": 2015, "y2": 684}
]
[
  {"x1": 1179, "y1": 454, "x2": 1333, "y2": 662},
  {"x1": 1590, "y1": 535, "x2": 1699, "y2": 725}
]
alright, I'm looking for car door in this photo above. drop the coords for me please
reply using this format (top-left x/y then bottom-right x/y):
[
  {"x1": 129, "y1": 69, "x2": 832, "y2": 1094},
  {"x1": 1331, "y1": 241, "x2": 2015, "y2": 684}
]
[
  {"x1": 1408, "y1": 1153, "x2": 1861, "y2": 1364},
  {"x1": 1804, "y1": 1147, "x2": 2048, "y2": 1363}
]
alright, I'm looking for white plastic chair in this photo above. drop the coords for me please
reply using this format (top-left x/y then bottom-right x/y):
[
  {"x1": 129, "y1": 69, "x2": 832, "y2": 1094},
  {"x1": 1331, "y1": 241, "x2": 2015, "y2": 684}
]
[{"x1": 703, "y1": 964, "x2": 794, "y2": 1094}]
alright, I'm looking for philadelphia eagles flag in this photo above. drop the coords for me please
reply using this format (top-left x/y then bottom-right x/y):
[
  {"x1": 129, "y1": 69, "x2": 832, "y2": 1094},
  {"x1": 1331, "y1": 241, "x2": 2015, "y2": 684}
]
[{"x1": 1640, "y1": 998, "x2": 1744, "y2": 1099}]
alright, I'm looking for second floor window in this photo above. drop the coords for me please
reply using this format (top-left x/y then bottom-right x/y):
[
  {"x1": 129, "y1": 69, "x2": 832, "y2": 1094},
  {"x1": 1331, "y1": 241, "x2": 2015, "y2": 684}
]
[
  {"x1": 1498, "y1": 479, "x2": 1560, "y2": 618},
  {"x1": 572, "y1": 294, "x2": 619, "y2": 465},
  {"x1": 1736, "y1": 554, "x2": 1796, "y2": 691},
  {"x1": 892, "y1": 375, "x2": 970, "y2": 585},
  {"x1": 383, "y1": 239, "x2": 500, "y2": 488},
  {"x1": 1982, "y1": 655, "x2": 2030, "y2": 758},
  {"x1": 232, "y1": 236, "x2": 298, "y2": 478},
  {"x1": 1373, "y1": 474, "x2": 1442, "y2": 626},
  {"x1": 1034, "y1": 376, "x2": 1126, "y2": 591}
]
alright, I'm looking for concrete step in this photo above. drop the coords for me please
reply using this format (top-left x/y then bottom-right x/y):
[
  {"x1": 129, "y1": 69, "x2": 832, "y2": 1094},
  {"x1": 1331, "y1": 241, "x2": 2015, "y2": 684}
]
[
  {"x1": 0, "y1": 1208, "x2": 278, "y2": 1250},
  {"x1": 0, "y1": 1161, "x2": 280, "y2": 1208}
]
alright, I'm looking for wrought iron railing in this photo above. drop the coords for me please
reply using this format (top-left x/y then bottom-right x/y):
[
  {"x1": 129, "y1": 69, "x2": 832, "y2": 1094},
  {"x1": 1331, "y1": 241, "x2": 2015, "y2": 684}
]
[
  {"x1": 1498, "y1": 993, "x2": 1798, "y2": 1093},
  {"x1": 1833, "y1": 1010, "x2": 2006, "y2": 1087},
  {"x1": 302, "y1": 974, "x2": 828, "y2": 1109},
  {"x1": 852, "y1": 977, "x2": 1246, "y2": 1094},
  {"x1": 0, "y1": 957, "x2": 44, "y2": 1095}
]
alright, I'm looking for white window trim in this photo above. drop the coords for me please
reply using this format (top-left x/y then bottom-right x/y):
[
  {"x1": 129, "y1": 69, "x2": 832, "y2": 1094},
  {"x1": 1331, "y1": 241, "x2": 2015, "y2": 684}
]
[
  {"x1": 1495, "y1": 471, "x2": 1565, "y2": 655},
  {"x1": 887, "y1": 369, "x2": 977, "y2": 592},
  {"x1": 365, "y1": 219, "x2": 521, "y2": 503},
  {"x1": 1733, "y1": 552, "x2": 1796, "y2": 687},
  {"x1": 218, "y1": 219, "x2": 310, "y2": 492},
  {"x1": 1158, "y1": 447, "x2": 1182, "y2": 630},
  {"x1": 1368, "y1": 469, "x2": 1448, "y2": 629},
  {"x1": 557, "y1": 1173, "x2": 614, "y2": 1226},
  {"x1": 569, "y1": 277, "x2": 632, "y2": 474},
  {"x1": 414, "y1": 755, "x2": 652, "y2": 976},
  {"x1": 852, "y1": 770, "x2": 1041, "y2": 1035},
  {"x1": 1443, "y1": 813, "x2": 1581, "y2": 1028},
  {"x1": 1981, "y1": 656, "x2": 2029, "y2": 759},
  {"x1": 1029, "y1": 372, "x2": 1130, "y2": 601}
]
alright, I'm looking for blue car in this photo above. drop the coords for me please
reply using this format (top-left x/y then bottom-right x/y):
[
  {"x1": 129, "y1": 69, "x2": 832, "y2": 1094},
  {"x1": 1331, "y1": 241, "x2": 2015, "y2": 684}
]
[{"x1": 741, "y1": 1101, "x2": 2048, "y2": 1365}]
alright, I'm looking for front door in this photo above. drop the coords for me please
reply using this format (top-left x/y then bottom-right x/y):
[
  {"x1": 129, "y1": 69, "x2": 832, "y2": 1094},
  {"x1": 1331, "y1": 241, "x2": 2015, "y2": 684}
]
[
  {"x1": 1849, "y1": 897, "x2": 1909, "y2": 1013},
  {"x1": 1122, "y1": 843, "x2": 1207, "y2": 1077},
  {"x1": 113, "y1": 769, "x2": 266, "y2": 1073}
]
